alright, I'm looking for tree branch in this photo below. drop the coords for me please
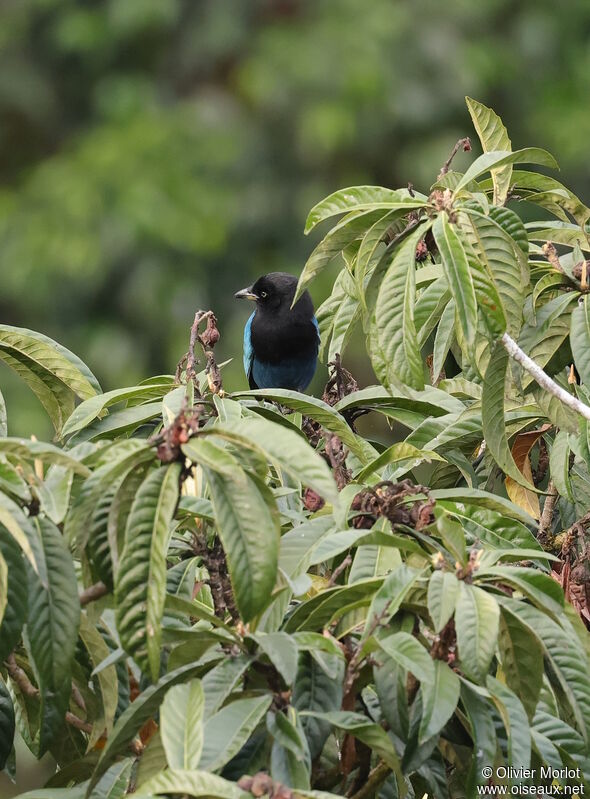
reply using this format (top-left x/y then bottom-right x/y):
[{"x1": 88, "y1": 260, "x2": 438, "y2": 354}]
[
  {"x1": 348, "y1": 761, "x2": 391, "y2": 799},
  {"x1": 538, "y1": 479, "x2": 558, "y2": 547},
  {"x1": 501, "y1": 333, "x2": 590, "y2": 421},
  {"x1": 79, "y1": 581, "x2": 108, "y2": 606}
]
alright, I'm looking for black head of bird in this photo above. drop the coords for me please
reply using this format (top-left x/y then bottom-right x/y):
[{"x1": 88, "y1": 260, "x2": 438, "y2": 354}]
[{"x1": 235, "y1": 271, "x2": 320, "y2": 391}]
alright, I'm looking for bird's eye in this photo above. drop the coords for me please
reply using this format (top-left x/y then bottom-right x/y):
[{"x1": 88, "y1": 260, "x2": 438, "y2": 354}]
[{"x1": 260, "y1": 291, "x2": 268, "y2": 298}]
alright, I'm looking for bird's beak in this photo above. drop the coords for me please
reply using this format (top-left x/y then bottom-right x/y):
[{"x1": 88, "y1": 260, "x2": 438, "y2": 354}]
[{"x1": 234, "y1": 286, "x2": 258, "y2": 301}]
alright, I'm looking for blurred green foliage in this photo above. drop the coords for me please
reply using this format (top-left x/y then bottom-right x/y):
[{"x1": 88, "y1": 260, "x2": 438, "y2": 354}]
[{"x1": 1, "y1": 0, "x2": 589, "y2": 436}]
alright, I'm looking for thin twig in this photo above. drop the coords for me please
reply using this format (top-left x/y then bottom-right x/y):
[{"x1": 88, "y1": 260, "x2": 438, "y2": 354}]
[
  {"x1": 438, "y1": 137, "x2": 471, "y2": 180},
  {"x1": 501, "y1": 333, "x2": 590, "y2": 421},
  {"x1": 538, "y1": 480, "x2": 558, "y2": 547},
  {"x1": 328, "y1": 554, "x2": 352, "y2": 586},
  {"x1": 348, "y1": 761, "x2": 391, "y2": 799},
  {"x1": 65, "y1": 711, "x2": 93, "y2": 734},
  {"x1": 5, "y1": 654, "x2": 38, "y2": 697},
  {"x1": 79, "y1": 581, "x2": 108, "y2": 606}
]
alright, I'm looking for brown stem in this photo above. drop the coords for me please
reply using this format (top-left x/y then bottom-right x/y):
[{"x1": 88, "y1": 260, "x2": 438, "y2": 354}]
[
  {"x1": 438, "y1": 137, "x2": 471, "y2": 180},
  {"x1": 328, "y1": 554, "x2": 352, "y2": 586},
  {"x1": 5, "y1": 654, "x2": 38, "y2": 697},
  {"x1": 65, "y1": 712, "x2": 93, "y2": 734},
  {"x1": 348, "y1": 761, "x2": 391, "y2": 799},
  {"x1": 538, "y1": 480, "x2": 558, "y2": 547},
  {"x1": 79, "y1": 581, "x2": 108, "y2": 606}
]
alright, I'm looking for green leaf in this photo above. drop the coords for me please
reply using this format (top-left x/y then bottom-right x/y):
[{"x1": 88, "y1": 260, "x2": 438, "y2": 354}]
[
  {"x1": 487, "y1": 676, "x2": 531, "y2": 771},
  {"x1": 474, "y1": 565, "x2": 564, "y2": 617},
  {"x1": 79, "y1": 613, "x2": 118, "y2": 746},
  {"x1": 293, "y1": 651, "x2": 344, "y2": 760},
  {"x1": 355, "y1": 441, "x2": 444, "y2": 483},
  {"x1": 378, "y1": 632, "x2": 435, "y2": 684},
  {"x1": 432, "y1": 300, "x2": 456, "y2": 381},
  {"x1": 62, "y1": 382, "x2": 174, "y2": 439},
  {"x1": 160, "y1": 679, "x2": 205, "y2": 770},
  {"x1": 199, "y1": 695, "x2": 273, "y2": 772},
  {"x1": 87, "y1": 661, "x2": 210, "y2": 794},
  {"x1": 455, "y1": 582, "x2": 499, "y2": 683},
  {"x1": 498, "y1": 607, "x2": 543, "y2": 719},
  {"x1": 252, "y1": 632, "x2": 298, "y2": 685},
  {"x1": 0, "y1": 325, "x2": 100, "y2": 434},
  {"x1": 204, "y1": 463, "x2": 279, "y2": 622},
  {"x1": 0, "y1": 389, "x2": 6, "y2": 437},
  {"x1": 549, "y1": 430, "x2": 573, "y2": 500},
  {"x1": 466, "y1": 97, "x2": 513, "y2": 205},
  {"x1": 482, "y1": 340, "x2": 536, "y2": 489},
  {"x1": 0, "y1": 525, "x2": 27, "y2": 662},
  {"x1": 419, "y1": 660, "x2": 460, "y2": 744},
  {"x1": 571, "y1": 297, "x2": 590, "y2": 387},
  {"x1": 25, "y1": 517, "x2": 80, "y2": 755},
  {"x1": 115, "y1": 463, "x2": 181, "y2": 680},
  {"x1": 454, "y1": 148, "x2": 558, "y2": 195},
  {"x1": 433, "y1": 213, "x2": 477, "y2": 348},
  {"x1": 304, "y1": 186, "x2": 424, "y2": 234},
  {"x1": 355, "y1": 210, "x2": 407, "y2": 306},
  {"x1": 135, "y1": 769, "x2": 248, "y2": 799},
  {"x1": 0, "y1": 678, "x2": 15, "y2": 770},
  {"x1": 300, "y1": 710, "x2": 404, "y2": 791},
  {"x1": 197, "y1": 416, "x2": 338, "y2": 504},
  {"x1": 436, "y1": 510, "x2": 467, "y2": 564},
  {"x1": 430, "y1": 487, "x2": 537, "y2": 525},
  {"x1": 297, "y1": 210, "x2": 386, "y2": 301},
  {"x1": 201, "y1": 655, "x2": 252, "y2": 717},
  {"x1": 375, "y1": 223, "x2": 431, "y2": 390},
  {"x1": 427, "y1": 570, "x2": 459, "y2": 633},
  {"x1": 90, "y1": 759, "x2": 133, "y2": 799},
  {"x1": 364, "y1": 564, "x2": 425, "y2": 638},
  {"x1": 232, "y1": 389, "x2": 377, "y2": 465},
  {"x1": 464, "y1": 209, "x2": 524, "y2": 336},
  {"x1": 283, "y1": 578, "x2": 383, "y2": 632},
  {"x1": 461, "y1": 682, "x2": 498, "y2": 791},
  {"x1": 0, "y1": 438, "x2": 90, "y2": 476}
]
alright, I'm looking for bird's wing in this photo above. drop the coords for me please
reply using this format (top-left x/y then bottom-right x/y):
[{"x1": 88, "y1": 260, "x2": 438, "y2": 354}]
[
  {"x1": 312, "y1": 315, "x2": 321, "y2": 345},
  {"x1": 243, "y1": 311, "x2": 255, "y2": 381}
]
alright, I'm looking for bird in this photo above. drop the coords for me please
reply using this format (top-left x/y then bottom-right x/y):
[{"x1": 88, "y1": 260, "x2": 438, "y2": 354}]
[{"x1": 235, "y1": 272, "x2": 320, "y2": 391}]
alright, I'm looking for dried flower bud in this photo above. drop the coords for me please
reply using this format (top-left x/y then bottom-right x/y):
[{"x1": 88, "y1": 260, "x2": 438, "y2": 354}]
[
  {"x1": 303, "y1": 487, "x2": 325, "y2": 512},
  {"x1": 462, "y1": 138, "x2": 471, "y2": 151},
  {"x1": 201, "y1": 315, "x2": 220, "y2": 348},
  {"x1": 415, "y1": 239, "x2": 428, "y2": 262}
]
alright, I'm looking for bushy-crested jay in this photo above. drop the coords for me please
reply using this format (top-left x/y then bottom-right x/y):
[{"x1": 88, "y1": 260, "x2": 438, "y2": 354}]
[{"x1": 235, "y1": 272, "x2": 319, "y2": 391}]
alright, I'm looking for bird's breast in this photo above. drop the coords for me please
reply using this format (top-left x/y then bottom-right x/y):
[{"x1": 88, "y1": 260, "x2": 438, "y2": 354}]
[{"x1": 250, "y1": 312, "x2": 318, "y2": 364}]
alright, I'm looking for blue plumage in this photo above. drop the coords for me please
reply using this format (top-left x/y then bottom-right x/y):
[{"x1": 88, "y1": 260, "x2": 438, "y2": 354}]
[{"x1": 236, "y1": 273, "x2": 319, "y2": 392}]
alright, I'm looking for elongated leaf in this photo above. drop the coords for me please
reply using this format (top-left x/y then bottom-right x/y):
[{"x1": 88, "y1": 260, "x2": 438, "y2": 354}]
[
  {"x1": 87, "y1": 660, "x2": 210, "y2": 793},
  {"x1": 487, "y1": 676, "x2": 531, "y2": 771},
  {"x1": 252, "y1": 633, "x2": 298, "y2": 686},
  {"x1": 304, "y1": 186, "x2": 424, "y2": 234},
  {"x1": 464, "y1": 210, "x2": 524, "y2": 336},
  {"x1": 0, "y1": 389, "x2": 6, "y2": 437},
  {"x1": 375, "y1": 223, "x2": 430, "y2": 390},
  {"x1": 0, "y1": 438, "x2": 89, "y2": 476},
  {"x1": 455, "y1": 582, "x2": 499, "y2": 683},
  {"x1": 197, "y1": 416, "x2": 338, "y2": 504},
  {"x1": 571, "y1": 297, "x2": 590, "y2": 387},
  {"x1": 364, "y1": 564, "x2": 424, "y2": 637},
  {"x1": 202, "y1": 655, "x2": 252, "y2": 717},
  {"x1": 79, "y1": 613, "x2": 118, "y2": 746},
  {"x1": 160, "y1": 679, "x2": 205, "y2": 770},
  {"x1": 135, "y1": 769, "x2": 248, "y2": 799},
  {"x1": 199, "y1": 695, "x2": 272, "y2": 771},
  {"x1": 505, "y1": 426, "x2": 551, "y2": 520},
  {"x1": 62, "y1": 382, "x2": 173, "y2": 438},
  {"x1": 204, "y1": 464, "x2": 279, "y2": 622},
  {"x1": 0, "y1": 525, "x2": 27, "y2": 662},
  {"x1": 355, "y1": 210, "x2": 407, "y2": 305},
  {"x1": 293, "y1": 651, "x2": 344, "y2": 759},
  {"x1": 233, "y1": 389, "x2": 377, "y2": 464},
  {"x1": 419, "y1": 660, "x2": 460, "y2": 744},
  {"x1": 454, "y1": 148, "x2": 558, "y2": 194},
  {"x1": 432, "y1": 300, "x2": 456, "y2": 381},
  {"x1": 0, "y1": 678, "x2": 14, "y2": 769},
  {"x1": 355, "y1": 441, "x2": 444, "y2": 483},
  {"x1": 461, "y1": 682, "x2": 498, "y2": 792},
  {"x1": 115, "y1": 463, "x2": 181, "y2": 680},
  {"x1": 433, "y1": 213, "x2": 477, "y2": 348},
  {"x1": 0, "y1": 325, "x2": 99, "y2": 434},
  {"x1": 475, "y1": 565, "x2": 563, "y2": 617},
  {"x1": 300, "y1": 710, "x2": 404, "y2": 788},
  {"x1": 550, "y1": 429, "x2": 573, "y2": 500},
  {"x1": 427, "y1": 570, "x2": 459, "y2": 633},
  {"x1": 466, "y1": 97, "x2": 512, "y2": 205},
  {"x1": 25, "y1": 517, "x2": 80, "y2": 755},
  {"x1": 498, "y1": 606, "x2": 543, "y2": 719},
  {"x1": 378, "y1": 632, "x2": 434, "y2": 684},
  {"x1": 482, "y1": 341, "x2": 536, "y2": 489},
  {"x1": 90, "y1": 759, "x2": 133, "y2": 799},
  {"x1": 283, "y1": 577, "x2": 383, "y2": 632}
]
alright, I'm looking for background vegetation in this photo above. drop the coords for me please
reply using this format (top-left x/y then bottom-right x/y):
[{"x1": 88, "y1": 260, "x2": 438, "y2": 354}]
[{"x1": 2, "y1": 0, "x2": 590, "y2": 436}]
